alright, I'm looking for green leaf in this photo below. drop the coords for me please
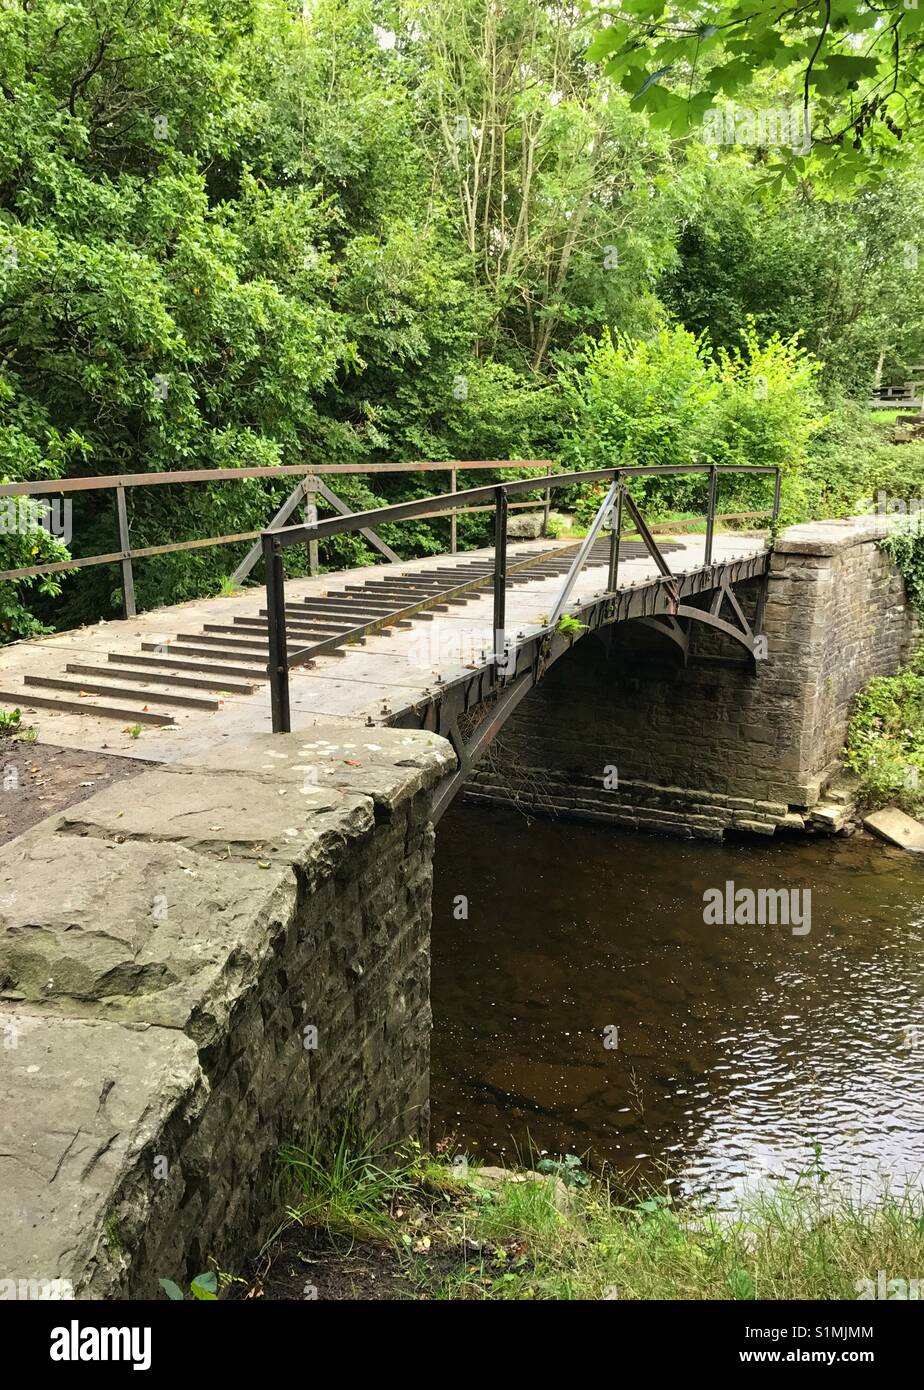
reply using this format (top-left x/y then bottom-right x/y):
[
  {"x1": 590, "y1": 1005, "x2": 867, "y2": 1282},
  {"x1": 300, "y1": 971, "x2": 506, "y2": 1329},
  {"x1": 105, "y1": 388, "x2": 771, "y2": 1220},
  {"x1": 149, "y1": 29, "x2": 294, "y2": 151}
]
[
  {"x1": 727, "y1": 1268, "x2": 756, "y2": 1300},
  {"x1": 585, "y1": 29, "x2": 623, "y2": 64},
  {"x1": 159, "y1": 1278, "x2": 184, "y2": 1301}
]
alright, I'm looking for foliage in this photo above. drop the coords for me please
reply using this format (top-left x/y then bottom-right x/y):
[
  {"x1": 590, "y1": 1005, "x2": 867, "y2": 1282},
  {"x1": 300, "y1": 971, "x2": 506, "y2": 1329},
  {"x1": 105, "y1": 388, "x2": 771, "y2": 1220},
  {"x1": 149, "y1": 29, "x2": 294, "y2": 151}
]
[
  {"x1": 535, "y1": 1153, "x2": 590, "y2": 1188},
  {"x1": 159, "y1": 1271, "x2": 219, "y2": 1301},
  {"x1": 559, "y1": 321, "x2": 822, "y2": 520},
  {"x1": 279, "y1": 1117, "x2": 418, "y2": 1239},
  {"x1": 586, "y1": 0, "x2": 924, "y2": 192},
  {"x1": 880, "y1": 522, "x2": 924, "y2": 615},
  {"x1": 559, "y1": 324, "x2": 717, "y2": 515},
  {"x1": 412, "y1": 0, "x2": 683, "y2": 371},
  {"x1": 800, "y1": 405, "x2": 924, "y2": 520},
  {"x1": 844, "y1": 645, "x2": 924, "y2": 813},
  {"x1": 0, "y1": 492, "x2": 74, "y2": 640},
  {"x1": 662, "y1": 158, "x2": 924, "y2": 398},
  {"x1": 709, "y1": 325, "x2": 826, "y2": 524}
]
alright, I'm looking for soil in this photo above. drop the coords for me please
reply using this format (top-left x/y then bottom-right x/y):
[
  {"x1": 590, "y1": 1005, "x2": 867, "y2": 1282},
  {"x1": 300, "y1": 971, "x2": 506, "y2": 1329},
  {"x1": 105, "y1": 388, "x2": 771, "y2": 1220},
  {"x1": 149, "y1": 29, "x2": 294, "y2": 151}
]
[
  {"x1": 236, "y1": 1224, "x2": 422, "y2": 1301},
  {"x1": 0, "y1": 739, "x2": 147, "y2": 845},
  {"x1": 233, "y1": 1182, "x2": 504, "y2": 1301}
]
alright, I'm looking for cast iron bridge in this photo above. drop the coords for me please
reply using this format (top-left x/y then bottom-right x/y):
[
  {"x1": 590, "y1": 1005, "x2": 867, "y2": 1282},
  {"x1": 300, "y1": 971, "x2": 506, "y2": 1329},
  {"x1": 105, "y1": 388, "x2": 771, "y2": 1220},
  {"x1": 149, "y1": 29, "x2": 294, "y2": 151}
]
[{"x1": 0, "y1": 462, "x2": 778, "y2": 820}]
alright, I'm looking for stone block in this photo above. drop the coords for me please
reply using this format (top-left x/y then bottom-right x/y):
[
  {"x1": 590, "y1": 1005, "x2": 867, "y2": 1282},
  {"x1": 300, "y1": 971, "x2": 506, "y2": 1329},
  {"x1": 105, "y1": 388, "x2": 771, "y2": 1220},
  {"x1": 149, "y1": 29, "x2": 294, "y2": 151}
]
[
  {"x1": 863, "y1": 807, "x2": 924, "y2": 852},
  {"x1": 0, "y1": 1004, "x2": 202, "y2": 1298}
]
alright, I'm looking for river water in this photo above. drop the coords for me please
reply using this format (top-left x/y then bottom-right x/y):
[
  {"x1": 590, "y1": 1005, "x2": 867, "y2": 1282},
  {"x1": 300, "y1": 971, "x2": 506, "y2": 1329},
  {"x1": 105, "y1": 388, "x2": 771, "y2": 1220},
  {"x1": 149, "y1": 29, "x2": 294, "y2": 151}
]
[{"x1": 431, "y1": 804, "x2": 924, "y2": 1201}]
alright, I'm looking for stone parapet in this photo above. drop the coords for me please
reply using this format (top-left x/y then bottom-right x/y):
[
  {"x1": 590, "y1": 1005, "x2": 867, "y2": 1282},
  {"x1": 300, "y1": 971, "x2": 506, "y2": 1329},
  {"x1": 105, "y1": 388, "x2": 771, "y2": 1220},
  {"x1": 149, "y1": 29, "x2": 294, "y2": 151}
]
[{"x1": 0, "y1": 727, "x2": 453, "y2": 1298}]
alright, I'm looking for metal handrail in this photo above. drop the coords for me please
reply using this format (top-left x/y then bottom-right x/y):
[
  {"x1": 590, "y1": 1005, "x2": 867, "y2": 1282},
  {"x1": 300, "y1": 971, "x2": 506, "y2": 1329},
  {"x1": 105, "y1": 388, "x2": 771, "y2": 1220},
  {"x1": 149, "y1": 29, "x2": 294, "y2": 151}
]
[
  {"x1": 261, "y1": 463, "x2": 782, "y2": 733},
  {"x1": 0, "y1": 459, "x2": 554, "y2": 611}
]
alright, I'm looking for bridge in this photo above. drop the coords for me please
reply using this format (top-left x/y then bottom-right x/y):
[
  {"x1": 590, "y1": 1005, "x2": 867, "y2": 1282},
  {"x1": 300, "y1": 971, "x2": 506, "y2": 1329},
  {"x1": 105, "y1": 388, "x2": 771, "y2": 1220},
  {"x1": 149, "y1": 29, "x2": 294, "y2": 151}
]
[
  {"x1": 0, "y1": 463, "x2": 776, "y2": 819},
  {"x1": 1, "y1": 464, "x2": 916, "y2": 1297}
]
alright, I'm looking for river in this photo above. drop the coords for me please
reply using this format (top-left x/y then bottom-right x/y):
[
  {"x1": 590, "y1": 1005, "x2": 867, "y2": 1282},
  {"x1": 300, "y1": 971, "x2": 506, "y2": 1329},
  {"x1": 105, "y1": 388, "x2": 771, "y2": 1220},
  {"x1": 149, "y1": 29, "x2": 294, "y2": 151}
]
[{"x1": 431, "y1": 803, "x2": 924, "y2": 1202}]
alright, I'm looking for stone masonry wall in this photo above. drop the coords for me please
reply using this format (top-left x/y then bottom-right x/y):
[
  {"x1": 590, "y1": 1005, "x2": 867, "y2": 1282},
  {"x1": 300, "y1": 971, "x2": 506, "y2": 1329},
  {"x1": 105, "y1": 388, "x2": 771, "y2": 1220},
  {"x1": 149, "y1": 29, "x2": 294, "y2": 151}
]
[
  {"x1": 466, "y1": 518, "x2": 916, "y2": 838},
  {"x1": 0, "y1": 727, "x2": 454, "y2": 1298}
]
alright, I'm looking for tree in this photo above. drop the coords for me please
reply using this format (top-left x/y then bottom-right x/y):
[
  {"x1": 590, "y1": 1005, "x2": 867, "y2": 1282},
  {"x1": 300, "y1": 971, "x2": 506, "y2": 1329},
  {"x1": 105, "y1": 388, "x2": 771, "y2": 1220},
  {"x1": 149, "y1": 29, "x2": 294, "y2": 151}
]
[
  {"x1": 409, "y1": 0, "x2": 685, "y2": 371},
  {"x1": 587, "y1": 1, "x2": 924, "y2": 191},
  {"x1": 661, "y1": 152, "x2": 924, "y2": 395}
]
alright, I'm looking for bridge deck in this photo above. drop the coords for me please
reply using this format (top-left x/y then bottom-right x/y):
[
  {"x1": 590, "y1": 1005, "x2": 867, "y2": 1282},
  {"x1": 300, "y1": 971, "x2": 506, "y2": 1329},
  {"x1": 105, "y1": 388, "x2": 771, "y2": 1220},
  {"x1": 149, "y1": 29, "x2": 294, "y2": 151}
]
[{"x1": 0, "y1": 531, "x2": 766, "y2": 763}]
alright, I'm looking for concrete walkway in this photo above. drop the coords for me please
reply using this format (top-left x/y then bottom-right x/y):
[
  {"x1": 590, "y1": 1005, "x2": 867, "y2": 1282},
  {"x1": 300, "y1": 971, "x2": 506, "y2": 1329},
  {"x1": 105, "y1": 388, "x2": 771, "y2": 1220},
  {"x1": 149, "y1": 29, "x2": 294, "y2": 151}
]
[{"x1": 0, "y1": 532, "x2": 765, "y2": 763}]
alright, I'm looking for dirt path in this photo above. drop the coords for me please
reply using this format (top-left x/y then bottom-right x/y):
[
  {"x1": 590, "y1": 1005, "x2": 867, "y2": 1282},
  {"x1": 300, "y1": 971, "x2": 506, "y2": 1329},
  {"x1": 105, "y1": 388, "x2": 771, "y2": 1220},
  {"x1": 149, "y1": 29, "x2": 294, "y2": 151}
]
[{"x1": 0, "y1": 737, "x2": 147, "y2": 845}]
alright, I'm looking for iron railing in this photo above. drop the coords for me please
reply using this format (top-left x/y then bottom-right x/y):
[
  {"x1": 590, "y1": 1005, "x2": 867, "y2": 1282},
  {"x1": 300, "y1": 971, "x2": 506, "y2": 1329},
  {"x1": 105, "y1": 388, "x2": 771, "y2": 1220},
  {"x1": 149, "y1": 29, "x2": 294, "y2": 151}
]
[
  {"x1": 261, "y1": 462, "x2": 782, "y2": 733},
  {"x1": 0, "y1": 460, "x2": 553, "y2": 616}
]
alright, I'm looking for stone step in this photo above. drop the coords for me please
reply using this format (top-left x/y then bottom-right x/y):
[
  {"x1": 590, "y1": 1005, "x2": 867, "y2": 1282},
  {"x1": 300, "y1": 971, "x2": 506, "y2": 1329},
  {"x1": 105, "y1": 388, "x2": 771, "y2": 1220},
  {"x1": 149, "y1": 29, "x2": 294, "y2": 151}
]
[{"x1": 108, "y1": 652, "x2": 273, "y2": 681}]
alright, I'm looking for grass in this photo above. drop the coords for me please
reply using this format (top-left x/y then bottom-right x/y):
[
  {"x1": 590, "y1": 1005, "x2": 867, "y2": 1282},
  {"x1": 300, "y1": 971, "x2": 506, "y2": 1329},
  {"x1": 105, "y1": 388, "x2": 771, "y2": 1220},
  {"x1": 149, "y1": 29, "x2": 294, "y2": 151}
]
[
  {"x1": 0, "y1": 709, "x2": 37, "y2": 742},
  {"x1": 278, "y1": 1123, "x2": 419, "y2": 1239},
  {"x1": 261, "y1": 1131, "x2": 924, "y2": 1301}
]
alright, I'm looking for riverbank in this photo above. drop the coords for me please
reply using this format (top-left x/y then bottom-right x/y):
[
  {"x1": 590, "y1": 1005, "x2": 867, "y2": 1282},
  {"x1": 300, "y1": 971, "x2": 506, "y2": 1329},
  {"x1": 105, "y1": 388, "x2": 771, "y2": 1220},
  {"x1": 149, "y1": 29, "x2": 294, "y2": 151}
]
[{"x1": 224, "y1": 1139, "x2": 924, "y2": 1301}]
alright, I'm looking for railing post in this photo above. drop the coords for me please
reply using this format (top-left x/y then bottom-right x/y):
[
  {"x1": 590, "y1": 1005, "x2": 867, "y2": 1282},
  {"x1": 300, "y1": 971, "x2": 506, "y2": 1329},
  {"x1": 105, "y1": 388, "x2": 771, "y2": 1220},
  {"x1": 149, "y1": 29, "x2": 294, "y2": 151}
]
[
  {"x1": 450, "y1": 467, "x2": 458, "y2": 555},
  {"x1": 304, "y1": 474, "x2": 319, "y2": 577},
  {"x1": 543, "y1": 462, "x2": 551, "y2": 536},
  {"x1": 772, "y1": 467, "x2": 782, "y2": 527},
  {"x1": 704, "y1": 465, "x2": 718, "y2": 566},
  {"x1": 115, "y1": 483, "x2": 136, "y2": 618},
  {"x1": 607, "y1": 471, "x2": 623, "y2": 592},
  {"x1": 493, "y1": 486, "x2": 508, "y2": 662},
  {"x1": 263, "y1": 532, "x2": 291, "y2": 733}
]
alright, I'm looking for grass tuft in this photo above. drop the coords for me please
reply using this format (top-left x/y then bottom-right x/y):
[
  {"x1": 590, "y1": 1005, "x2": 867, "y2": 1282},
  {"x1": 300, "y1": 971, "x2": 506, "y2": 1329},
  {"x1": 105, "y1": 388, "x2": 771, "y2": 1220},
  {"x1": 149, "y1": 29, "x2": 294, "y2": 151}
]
[{"x1": 258, "y1": 1128, "x2": 924, "y2": 1300}]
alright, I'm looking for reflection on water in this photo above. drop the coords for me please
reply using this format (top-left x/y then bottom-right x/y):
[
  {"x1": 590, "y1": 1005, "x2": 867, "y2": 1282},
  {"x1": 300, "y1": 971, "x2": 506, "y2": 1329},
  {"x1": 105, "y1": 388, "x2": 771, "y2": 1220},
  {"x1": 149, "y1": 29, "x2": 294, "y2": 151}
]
[{"x1": 431, "y1": 804, "x2": 924, "y2": 1201}]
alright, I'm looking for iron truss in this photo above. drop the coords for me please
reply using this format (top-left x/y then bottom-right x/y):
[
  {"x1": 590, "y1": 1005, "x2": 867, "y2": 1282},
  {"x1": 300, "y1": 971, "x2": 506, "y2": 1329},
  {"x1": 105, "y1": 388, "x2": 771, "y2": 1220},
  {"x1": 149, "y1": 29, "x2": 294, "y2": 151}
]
[{"x1": 388, "y1": 551, "x2": 770, "y2": 822}]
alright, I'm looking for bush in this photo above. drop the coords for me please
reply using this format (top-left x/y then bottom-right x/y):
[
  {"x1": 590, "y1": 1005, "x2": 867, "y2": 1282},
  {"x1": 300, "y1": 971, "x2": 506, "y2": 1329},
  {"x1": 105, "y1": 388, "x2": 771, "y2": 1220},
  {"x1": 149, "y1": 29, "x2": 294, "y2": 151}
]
[
  {"x1": 559, "y1": 325, "x2": 717, "y2": 517},
  {"x1": 804, "y1": 405, "x2": 924, "y2": 521},
  {"x1": 707, "y1": 325, "x2": 826, "y2": 524},
  {"x1": 844, "y1": 654, "x2": 924, "y2": 812},
  {"x1": 559, "y1": 322, "x2": 826, "y2": 524}
]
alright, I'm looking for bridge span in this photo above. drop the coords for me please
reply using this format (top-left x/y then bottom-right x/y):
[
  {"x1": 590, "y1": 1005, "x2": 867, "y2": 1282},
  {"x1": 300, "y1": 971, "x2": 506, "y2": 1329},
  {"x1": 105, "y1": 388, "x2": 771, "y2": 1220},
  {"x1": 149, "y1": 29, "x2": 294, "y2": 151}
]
[{"x1": 0, "y1": 525, "x2": 768, "y2": 806}]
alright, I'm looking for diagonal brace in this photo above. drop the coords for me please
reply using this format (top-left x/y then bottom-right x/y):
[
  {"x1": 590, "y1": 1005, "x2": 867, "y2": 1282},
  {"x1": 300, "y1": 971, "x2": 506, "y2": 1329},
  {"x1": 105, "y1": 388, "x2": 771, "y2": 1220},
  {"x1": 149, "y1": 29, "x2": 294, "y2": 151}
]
[{"x1": 549, "y1": 480, "x2": 620, "y2": 626}]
